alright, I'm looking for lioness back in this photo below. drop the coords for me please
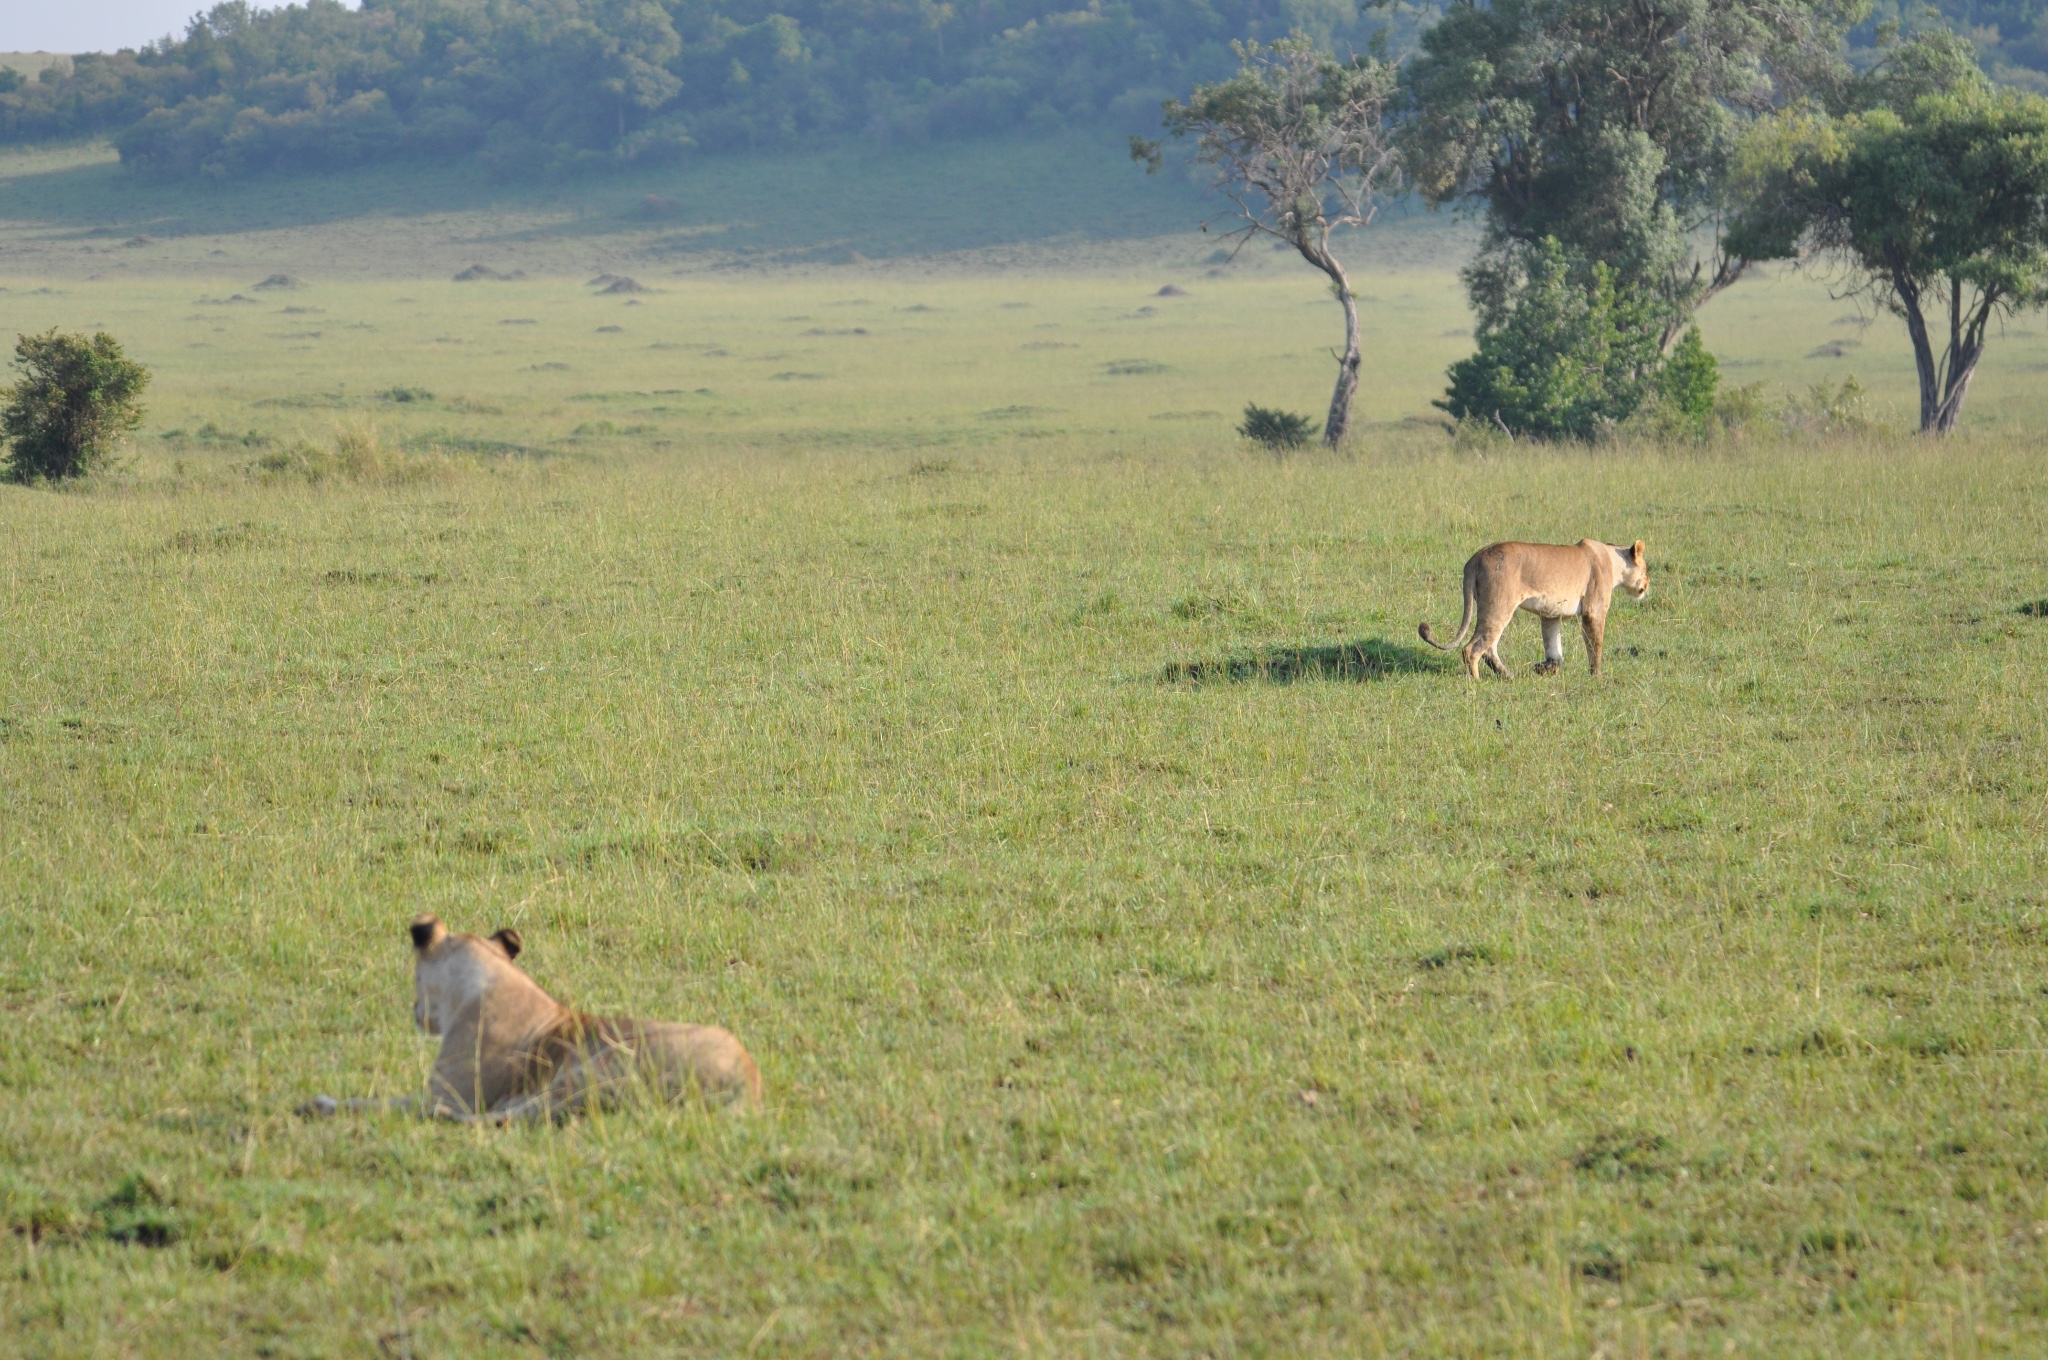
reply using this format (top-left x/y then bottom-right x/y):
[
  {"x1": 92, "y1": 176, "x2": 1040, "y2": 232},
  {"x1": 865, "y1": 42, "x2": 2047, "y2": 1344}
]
[
  {"x1": 1473, "y1": 541, "x2": 1598, "y2": 593},
  {"x1": 595, "y1": 1017, "x2": 763, "y2": 1107}
]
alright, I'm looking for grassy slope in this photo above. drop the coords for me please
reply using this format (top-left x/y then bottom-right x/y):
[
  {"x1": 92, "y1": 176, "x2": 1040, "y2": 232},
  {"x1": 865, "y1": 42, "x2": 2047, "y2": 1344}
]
[
  {"x1": 2, "y1": 140, "x2": 2048, "y2": 1357},
  {"x1": 0, "y1": 265, "x2": 2043, "y2": 467},
  {"x1": 0, "y1": 133, "x2": 1232, "y2": 276}
]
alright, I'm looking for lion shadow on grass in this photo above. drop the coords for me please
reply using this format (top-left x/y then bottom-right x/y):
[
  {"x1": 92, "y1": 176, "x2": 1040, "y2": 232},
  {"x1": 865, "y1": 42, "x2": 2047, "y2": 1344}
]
[{"x1": 1160, "y1": 637, "x2": 1447, "y2": 685}]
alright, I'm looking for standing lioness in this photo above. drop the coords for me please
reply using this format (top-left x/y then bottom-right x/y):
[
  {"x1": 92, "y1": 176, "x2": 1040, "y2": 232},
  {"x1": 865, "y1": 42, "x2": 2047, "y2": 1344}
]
[
  {"x1": 299, "y1": 915, "x2": 762, "y2": 1123},
  {"x1": 1420, "y1": 539, "x2": 1648, "y2": 678}
]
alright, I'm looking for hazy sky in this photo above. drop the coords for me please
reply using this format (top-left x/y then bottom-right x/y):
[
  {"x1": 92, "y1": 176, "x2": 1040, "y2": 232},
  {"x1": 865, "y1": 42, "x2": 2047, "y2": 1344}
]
[{"x1": 2, "y1": 1, "x2": 357, "y2": 55}]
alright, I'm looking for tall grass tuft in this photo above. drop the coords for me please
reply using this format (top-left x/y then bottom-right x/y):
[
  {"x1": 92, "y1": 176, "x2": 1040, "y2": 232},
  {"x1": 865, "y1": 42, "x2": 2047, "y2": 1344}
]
[{"x1": 252, "y1": 422, "x2": 456, "y2": 485}]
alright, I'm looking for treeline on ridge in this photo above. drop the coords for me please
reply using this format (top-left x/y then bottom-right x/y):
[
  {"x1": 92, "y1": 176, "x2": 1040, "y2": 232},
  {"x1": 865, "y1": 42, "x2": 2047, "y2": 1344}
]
[{"x1": 0, "y1": 0, "x2": 1421, "y2": 178}]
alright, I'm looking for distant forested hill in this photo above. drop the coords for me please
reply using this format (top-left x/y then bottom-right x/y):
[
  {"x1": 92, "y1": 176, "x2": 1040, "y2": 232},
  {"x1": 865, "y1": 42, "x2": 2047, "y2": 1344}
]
[
  {"x1": 0, "y1": 0, "x2": 1419, "y2": 179},
  {"x1": 1875, "y1": 0, "x2": 2048, "y2": 93},
  {"x1": 2, "y1": 0, "x2": 2036, "y2": 182}
]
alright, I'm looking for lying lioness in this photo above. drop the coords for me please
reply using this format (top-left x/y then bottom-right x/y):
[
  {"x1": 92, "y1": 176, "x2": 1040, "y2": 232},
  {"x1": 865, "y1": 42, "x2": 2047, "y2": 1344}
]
[
  {"x1": 299, "y1": 915, "x2": 762, "y2": 1123},
  {"x1": 1420, "y1": 538, "x2": 1648, "y2": 678}
]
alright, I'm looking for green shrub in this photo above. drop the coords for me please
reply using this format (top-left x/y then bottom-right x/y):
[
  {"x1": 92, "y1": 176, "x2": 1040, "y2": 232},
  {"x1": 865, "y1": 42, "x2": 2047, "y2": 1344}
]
[
  {"x1": 1712, "y1": 380, "x2": 1770, "y2": 436},
  {"x1": 1438, "y1": 239, "x2": 1717, "y2": 441},
  {"x1": 1624, "y1": 325, "x2": 1725, "y2": 440},
  {"x1": 1658, "y1": 325, "x2": 1720, "y2": 425},
  {"x1": 1784, "y1": 374, "x2": 1872, "y2": 436},
  {"x1": 1238, "y1": 403, "x2": 1317, "y2": 450},
  {"x1": 1, "y1": 330, "x2": 150, "y2": 482}
]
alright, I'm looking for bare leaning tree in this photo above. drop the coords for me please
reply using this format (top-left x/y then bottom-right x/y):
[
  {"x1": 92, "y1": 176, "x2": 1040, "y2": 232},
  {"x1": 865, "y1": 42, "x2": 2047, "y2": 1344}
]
[{"x1": 1134, "y1": 37, "x2": 1400, "y2": 447}]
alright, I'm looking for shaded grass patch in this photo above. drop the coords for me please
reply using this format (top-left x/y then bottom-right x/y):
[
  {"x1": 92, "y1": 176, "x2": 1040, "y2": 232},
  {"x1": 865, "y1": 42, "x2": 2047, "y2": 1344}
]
[{"x1": 1160, "y1": 637, "x2": 1445, "y2": 684}]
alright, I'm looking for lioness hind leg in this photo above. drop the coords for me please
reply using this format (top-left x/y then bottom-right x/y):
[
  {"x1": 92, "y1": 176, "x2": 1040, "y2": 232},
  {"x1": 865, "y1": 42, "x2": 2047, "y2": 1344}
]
[
  {"x1": 1468, "y1": 596, "x2": 1520, "y2": 679},
  {"x1": 1471, "y1": 616, "x2": 1511, "y2": 678},
  {"x1": 1581, "y1": 612, "x2": 1605, "y2": 675},
  {"x1": 1478, "y1": 634, "x2": 1511, "y2": 678},
  {"x1": 502, "y1": 1046, "x2": 655, "y2": 1123}
]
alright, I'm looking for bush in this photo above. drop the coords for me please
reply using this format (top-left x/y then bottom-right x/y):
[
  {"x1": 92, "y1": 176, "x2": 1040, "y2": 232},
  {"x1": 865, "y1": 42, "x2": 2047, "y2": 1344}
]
[
  {"x1": 1783, "y1": 374, "x2": 1872, "y2": 436},
  {"x1": 1438, "y1": 239, "x2": 1716, "y2": 441},
  {"x1": 1238, "y1": 403, "x2": 1317, "y2": 450},
  {"x1": 1713, "y1": 381, "x2": 1770, "y2": 434},
  {"x1": 1, "y1": 330, "x2": 150, "y2": 482}
]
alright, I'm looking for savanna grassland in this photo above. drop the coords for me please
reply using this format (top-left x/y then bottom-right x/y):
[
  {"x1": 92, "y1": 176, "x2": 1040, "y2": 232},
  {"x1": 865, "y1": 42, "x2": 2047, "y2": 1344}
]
[{"x1": 3, "y1": 137, "x2": 2048, "y2": 1358}]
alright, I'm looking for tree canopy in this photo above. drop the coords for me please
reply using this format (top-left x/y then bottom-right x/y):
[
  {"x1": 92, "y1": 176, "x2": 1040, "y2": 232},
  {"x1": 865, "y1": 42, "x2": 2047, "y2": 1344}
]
[
  {"x1": 1871, "y1": 0, "x2": 2048, "y2": 98},
  {"x1": 1726, "y1": 36, "x2": 2048, "y2": 431},
  {"x1": 1402, "y1": 0, "x2": 1868, "y2": 333},
  {"x1": 0, "y1": 0, "x2": 1423, "y2": 178}
]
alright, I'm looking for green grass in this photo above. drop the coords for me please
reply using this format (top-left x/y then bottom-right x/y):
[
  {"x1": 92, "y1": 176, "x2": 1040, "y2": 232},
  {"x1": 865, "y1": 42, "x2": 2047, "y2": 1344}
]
[
  {"x1": 4, "y1": 144, "x2": 2048, "y2": 1355},
  {"x1": 6, "y1": 434, "x2": 2047, "y2": 1357},
  {"x1": 8, "y1": 261, "x2": 2048, "y2": 462}
]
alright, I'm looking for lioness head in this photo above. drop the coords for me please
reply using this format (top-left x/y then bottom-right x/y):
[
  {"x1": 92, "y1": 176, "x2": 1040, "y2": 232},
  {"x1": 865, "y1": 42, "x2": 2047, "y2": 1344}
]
[
  {"x1": 1622, "y1": 540, "x2": 1649, "y2": 600},
  {"x1": 408, "y1": 914, "x2": 525, "y2": 1035}
]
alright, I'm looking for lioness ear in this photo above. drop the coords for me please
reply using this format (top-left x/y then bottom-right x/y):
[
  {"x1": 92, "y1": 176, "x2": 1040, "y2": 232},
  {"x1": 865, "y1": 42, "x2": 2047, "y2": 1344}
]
[
  {"x1": 489, "y1": 927, "x2": 523, "y2": 961},
  {"x1": 410, "y1": 915, "x2": 446, "y2": 952},
  {"x1": 1632, "y1": 539, "x2": 1646, "y2": 562}
]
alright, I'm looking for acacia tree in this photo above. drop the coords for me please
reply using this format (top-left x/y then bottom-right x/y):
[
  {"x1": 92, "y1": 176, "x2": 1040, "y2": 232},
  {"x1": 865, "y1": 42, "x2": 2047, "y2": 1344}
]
[
  {"x1": 1402, "y1": 0, "x2": 1864, "y2": 348},
  {"x1": 1727, "y1": 40, "x2": 2048, "y2": 432},
  {"x1": 1134, "y1": 38, "x2": 1400, "y2": 447}
]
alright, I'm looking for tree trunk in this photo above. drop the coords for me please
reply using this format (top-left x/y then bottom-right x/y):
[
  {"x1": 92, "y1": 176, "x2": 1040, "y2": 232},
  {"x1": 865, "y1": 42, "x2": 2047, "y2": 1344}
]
[
  {"x1": 1658, "y1": 256, "x2": 1750, "y2": 354},
  {"x1": 1932, "y1": 279, "x2": 1995, "y2": 433},
  {"x1": 1931, "y1": 348, "x2": 1982, "y2": 432},
  {"x1": 1893, "y1": 265, "x2": 1942, "y2": 432},
  {"x1": 1306, "y1": 246, "x2": 1362, "y2": 447}
]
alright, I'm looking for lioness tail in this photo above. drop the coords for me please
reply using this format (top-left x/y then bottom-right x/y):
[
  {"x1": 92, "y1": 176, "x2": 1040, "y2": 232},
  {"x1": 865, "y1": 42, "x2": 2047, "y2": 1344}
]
[{"x1": 1418, "y1": 570, "x2": 1477, "y2": 652}]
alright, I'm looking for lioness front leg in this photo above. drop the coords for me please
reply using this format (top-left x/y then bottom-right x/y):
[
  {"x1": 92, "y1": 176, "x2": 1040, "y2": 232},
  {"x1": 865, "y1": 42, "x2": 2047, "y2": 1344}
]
[
  {"x1": 471, "y1": 1059, "x2": 604, "y2": 1124},
  {"x1": 456, "y1": 1091, "x2": 563, "y2": 1125},
  {"x1": 297, "y1": 1094, "x2": 424, "y2": 1118},
  {"x1": 1581, "y1": 612, "x2": 1605, "y2": 676},
  {"x1": 1532, "y1": 617, "x2": 1565, "y2": 675}
]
